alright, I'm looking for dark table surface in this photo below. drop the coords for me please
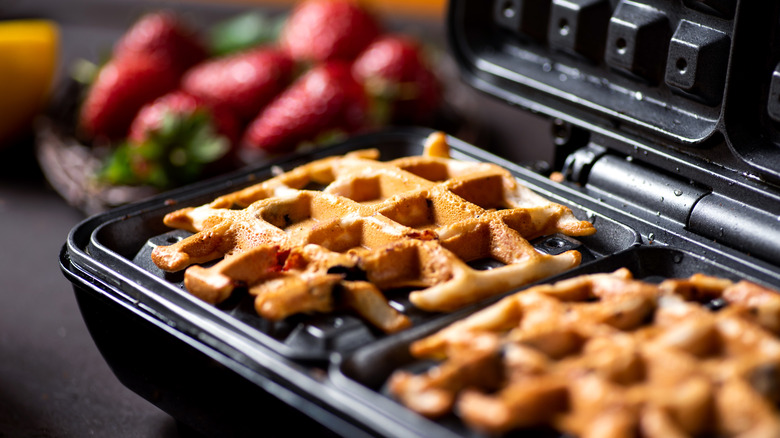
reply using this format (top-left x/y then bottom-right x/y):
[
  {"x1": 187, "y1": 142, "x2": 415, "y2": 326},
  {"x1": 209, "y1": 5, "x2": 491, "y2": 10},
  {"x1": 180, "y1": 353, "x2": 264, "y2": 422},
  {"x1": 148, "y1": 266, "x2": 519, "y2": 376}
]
[{"x1": 0, "y1": 138, "x2": 182, "y2": 437}]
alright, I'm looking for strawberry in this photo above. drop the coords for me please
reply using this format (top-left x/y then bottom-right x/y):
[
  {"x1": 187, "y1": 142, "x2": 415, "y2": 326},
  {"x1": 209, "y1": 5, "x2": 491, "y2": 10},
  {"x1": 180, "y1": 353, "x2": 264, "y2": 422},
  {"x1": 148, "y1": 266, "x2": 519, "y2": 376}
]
[
  {"x1": 279, "y1": 0, "x2": 381, "y2": 63},
  {"x1": 113, "y1": 10, "x2": 206, "y2": 72},
  {"x1": 352, "y1": 34, "x2": 442, "y2": 124},
  {"x1": 128, "y1": 91, "x2": 239, "y2": 145},
  {"x1": 102, "y1": 91, "x2": 240, "y2": 188},
  {"x1": 79, "y1": 54, "x2": 179, "y2": 140},
  {"x1": 79, "y1": 11, "x2": 206, "y2": 141},
  {"x1": 181, "y1": 47, "x2": 294, "y2": 121},
  {"x1": 242, "y1": 62, "x2": 369, "y2": 154}
]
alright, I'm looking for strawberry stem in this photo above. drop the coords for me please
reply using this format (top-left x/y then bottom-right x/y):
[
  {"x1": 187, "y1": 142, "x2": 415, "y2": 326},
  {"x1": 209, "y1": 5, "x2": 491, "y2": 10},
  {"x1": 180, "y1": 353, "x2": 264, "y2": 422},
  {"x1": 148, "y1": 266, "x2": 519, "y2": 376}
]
[
  {"x1": 99, "y1": 109, "x2": 230, "y2": 188},
  {"x1": 208, "y1": 11, "x2": 287, "y2": 56}
]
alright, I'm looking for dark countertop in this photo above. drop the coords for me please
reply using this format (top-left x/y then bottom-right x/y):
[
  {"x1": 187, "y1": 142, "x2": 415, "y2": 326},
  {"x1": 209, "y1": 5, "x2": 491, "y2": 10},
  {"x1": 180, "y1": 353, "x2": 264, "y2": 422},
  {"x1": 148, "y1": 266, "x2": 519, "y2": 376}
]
[{"x1": 0, "y1": 139, "x2": 181, "y2": 437}]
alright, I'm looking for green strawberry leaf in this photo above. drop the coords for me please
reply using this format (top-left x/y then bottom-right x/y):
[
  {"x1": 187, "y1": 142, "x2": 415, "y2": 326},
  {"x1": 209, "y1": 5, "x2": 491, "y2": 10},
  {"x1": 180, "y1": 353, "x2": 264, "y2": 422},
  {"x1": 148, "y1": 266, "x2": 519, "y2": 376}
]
[
  {"x1": 189, "y1": 132, "x2": 229, "y2": 163},
  {"x1": 69, "y1": 58, "x2": 100, "y2": 86},
  {"x1": 363, "y1": 87, "x2": 393, "y2": 127},
  {"x1": 208, "y1": 11, "x2": 287, "y2": 56},
  {"x1": 98, "y1": 109, "x2": 230, "y2": 189},
  {"x1": 312, "y1": 129, "x2": 348, "y2": 147},
  {"x1": 100, "y1": 142, "x2": 136, "y2": 183}
]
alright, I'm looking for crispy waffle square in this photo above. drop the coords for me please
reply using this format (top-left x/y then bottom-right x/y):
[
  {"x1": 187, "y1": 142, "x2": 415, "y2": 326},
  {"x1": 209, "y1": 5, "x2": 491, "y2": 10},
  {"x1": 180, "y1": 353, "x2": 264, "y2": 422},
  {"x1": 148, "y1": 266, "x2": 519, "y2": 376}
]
[
  {"x1": 151, "y1": 132, "x2": 596, "y2": 333},
  {"x1": 389, "y1": 268, "x2": 780, "y2": 437}
]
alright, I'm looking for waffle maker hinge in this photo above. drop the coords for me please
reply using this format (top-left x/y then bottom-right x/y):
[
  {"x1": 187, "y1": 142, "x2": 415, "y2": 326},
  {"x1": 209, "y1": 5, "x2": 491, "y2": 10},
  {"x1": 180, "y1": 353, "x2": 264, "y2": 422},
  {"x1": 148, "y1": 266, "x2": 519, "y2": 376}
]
[{"x1": 564, "y1": 143, "x2": 780, "y2": 262}]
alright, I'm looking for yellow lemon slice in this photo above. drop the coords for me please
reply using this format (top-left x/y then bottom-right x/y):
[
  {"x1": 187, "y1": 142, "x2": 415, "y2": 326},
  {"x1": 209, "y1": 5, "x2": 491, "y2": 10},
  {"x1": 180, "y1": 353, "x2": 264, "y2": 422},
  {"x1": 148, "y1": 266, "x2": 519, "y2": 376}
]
[{"x1": 0, "y1": 19, "x2": 59, "y2": 144}]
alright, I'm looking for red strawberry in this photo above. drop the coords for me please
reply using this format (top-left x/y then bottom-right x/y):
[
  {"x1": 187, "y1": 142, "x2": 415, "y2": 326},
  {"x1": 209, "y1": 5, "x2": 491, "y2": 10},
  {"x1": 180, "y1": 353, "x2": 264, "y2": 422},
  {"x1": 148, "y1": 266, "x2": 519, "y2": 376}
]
[
  {"x1": 113, "y1": 10, "x2": 206, "y2": 72},
  {"x1": 102, "y1": 91, "x2": 240, "y2": 188},
  {"x1": 352, "y1": 34, "x2": 442, "y2": 124},
  {"x1": 79, "y1": 54, "x2": 179, "y2": 140},
  {"x1": 279, "y1": 0, "x2": 381, "y2": 63},
  {"x1": 181, "y1": 47, "x2": 295, "y2": 121},
  {"x1": 242, "y1": 62, "x2": 369, "y2": 154},
  {"x1": 128, "y1": 91, "x2": 239, "y2": 145}
]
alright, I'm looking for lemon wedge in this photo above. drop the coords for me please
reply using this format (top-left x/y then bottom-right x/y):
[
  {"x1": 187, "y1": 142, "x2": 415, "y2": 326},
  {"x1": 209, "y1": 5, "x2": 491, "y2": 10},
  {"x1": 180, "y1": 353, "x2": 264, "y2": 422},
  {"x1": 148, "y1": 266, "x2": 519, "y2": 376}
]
[{"x1": 0, "y1": 19, "x2": 59, "y2": 144}]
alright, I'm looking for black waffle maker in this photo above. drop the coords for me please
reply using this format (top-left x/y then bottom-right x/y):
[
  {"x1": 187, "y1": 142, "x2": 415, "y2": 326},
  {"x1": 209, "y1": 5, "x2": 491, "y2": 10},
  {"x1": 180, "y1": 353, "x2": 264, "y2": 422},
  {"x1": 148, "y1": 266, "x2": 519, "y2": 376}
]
[{"x1": 60, "y1": 0, "x2": 780, "y2": 436}]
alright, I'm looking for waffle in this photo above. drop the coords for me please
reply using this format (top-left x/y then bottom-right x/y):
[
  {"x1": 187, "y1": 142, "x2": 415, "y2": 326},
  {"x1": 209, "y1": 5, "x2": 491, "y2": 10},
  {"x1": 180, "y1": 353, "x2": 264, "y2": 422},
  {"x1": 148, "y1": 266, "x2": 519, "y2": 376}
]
[
  {"x1": 151, "y1": 132, "x2": 596, "y2": 333},
  {"x1": 388, "y1": 268, "x2": 780, "y2": 437}
]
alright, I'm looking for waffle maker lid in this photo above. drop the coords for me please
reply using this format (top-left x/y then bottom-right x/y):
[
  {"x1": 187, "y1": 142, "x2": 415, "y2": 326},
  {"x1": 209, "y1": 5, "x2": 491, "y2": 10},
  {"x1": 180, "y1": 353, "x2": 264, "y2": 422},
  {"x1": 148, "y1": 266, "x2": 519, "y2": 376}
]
[{"x1": 447, "y1": 0, "x2": 780, "y2": 262}]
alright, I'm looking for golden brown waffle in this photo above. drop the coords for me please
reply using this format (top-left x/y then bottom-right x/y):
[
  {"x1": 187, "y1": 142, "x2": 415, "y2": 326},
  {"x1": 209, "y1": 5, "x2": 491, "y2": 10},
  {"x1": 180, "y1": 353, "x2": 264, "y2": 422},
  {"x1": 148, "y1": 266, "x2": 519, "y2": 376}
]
[
  {"x1": 389, "y1": 268, "x2": 780, "y2": 437},
  {"x1": 151, "y1": 132, "x2": 596, "y2": 333}
]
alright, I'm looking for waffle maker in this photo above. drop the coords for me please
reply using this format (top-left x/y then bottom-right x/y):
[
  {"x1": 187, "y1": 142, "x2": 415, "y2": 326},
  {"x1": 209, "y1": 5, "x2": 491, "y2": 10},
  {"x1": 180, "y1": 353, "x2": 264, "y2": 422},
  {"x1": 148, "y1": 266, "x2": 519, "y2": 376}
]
[{"x1": 61, "y1": 0, "x2": 780, "y2": 436}]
